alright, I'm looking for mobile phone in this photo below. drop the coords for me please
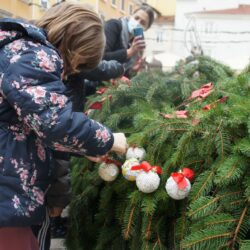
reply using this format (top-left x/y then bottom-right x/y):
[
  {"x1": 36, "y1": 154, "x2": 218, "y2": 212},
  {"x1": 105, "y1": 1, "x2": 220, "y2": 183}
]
[{"x1": 133, "y1": 27, "x2": 144, "y2": 39}]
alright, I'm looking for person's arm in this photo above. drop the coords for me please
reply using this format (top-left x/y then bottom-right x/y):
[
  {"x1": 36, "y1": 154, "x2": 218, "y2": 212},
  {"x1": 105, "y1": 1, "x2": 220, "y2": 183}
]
[
  {"x1": 2, "y1": 42, "x2": 126, "y2": 156},
  {"x1": 103, "y1": 20, "x2": 128, "y2": 63},
  {"x1": 81, "y1": 60, "x2": 125, "y2": 81}
]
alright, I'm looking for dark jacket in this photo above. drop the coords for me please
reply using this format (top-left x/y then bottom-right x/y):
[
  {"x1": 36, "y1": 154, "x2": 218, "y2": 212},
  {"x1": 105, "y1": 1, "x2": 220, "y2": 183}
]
[
  {"x1": 46, "y1": 158, "x2": 71, "y2": 208},
  {"x1": 103, "y1": 19, "x2": 128, "y2": 63},
  {"x1": 0, "y1": 18, "x2": 114, "y2": 226}
]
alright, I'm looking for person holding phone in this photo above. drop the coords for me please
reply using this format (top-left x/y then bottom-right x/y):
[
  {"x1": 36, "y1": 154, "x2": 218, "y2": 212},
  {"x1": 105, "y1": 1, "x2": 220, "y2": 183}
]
[{"x1": 103, "y1": 4, "x2": 155, "y2": 77}]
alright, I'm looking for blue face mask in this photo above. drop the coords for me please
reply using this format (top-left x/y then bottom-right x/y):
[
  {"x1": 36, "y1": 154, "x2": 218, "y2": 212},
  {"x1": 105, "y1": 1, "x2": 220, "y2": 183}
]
[{"x1": 127, "y1": 17, "x2": 141, "y2": 35}]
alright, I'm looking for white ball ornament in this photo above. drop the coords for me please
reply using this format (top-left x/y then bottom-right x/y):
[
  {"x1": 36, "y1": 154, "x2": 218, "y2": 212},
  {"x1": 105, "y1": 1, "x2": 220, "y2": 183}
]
[
  {"x1": 165, "y1": 176, "x2": 191, "y2": 200},
  {"x1": 136, "y1": 171, "x2": 160, "y2": 193},
  {"x1": 121, "y1": 158, "x2": 140, "y2": 181},
  {"x1": 98, "y1": 162, "x2": 119, "y2": 182},
  {"x1": 126, "y1": 147, "x2": 146, "y2": 162}
]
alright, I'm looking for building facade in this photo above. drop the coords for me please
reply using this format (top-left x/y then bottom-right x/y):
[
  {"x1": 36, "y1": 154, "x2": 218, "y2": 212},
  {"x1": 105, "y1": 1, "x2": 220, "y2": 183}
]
[
  {"x1": 0, "y1": 0, "x2": 144, "y2": 20},
  {"x1": 173, "y1": 0, "x2": 250, "y2": 70}
]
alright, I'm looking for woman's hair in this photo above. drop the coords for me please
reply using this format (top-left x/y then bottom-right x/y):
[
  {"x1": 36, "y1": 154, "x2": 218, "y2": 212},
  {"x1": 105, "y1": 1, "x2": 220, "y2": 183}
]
[
  {"x1": 134, "y1": 5, "x2": 155, "y2": 29},
  {"x1": 36, "y1": 2, "x2": 105, "y2": 76}
]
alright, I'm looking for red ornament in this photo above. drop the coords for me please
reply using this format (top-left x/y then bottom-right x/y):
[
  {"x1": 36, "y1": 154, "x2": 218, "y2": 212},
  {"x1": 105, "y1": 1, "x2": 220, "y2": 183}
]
[
  {"x1": 182, "y1": 168, "x2": 194, "y2": 181},
  {"x1": 171, "y1": 172, "x2": 188, "y2": 189}
]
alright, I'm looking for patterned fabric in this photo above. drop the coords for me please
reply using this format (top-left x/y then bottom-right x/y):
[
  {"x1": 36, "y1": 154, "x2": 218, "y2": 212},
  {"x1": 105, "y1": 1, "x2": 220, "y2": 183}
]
[{"x1": 0, "y1": 18, "x2": 114, "y2": 226}]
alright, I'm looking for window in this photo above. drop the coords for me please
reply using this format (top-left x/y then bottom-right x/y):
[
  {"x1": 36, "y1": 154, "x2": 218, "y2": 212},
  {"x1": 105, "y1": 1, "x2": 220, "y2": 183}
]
[
  {"x1": 112, "y1": 0, "x2": 116, "y2": 6},
  {"x1": 129, "y1": 4, "x2": 133, "y2": 15},
  {"x1": 40, "y1": 0, "x2": 48, "y2": 9},
  {"x1": 121, "y1": 0, "x2": 125, "y2": 11}
]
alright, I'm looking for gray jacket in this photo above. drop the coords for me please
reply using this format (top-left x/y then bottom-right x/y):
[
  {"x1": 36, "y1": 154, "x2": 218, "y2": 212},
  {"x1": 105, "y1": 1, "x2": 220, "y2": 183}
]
[{"x1": 46, "y1": 159, "x2": 71, "y2": 208}]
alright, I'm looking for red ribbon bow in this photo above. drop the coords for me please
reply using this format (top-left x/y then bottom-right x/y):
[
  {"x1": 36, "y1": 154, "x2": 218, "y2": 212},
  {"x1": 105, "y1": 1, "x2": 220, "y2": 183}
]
[
  {"x1": 103, "y1": 156, "x2": 122, "y2": 167},
  {"x1": 131, "y1": 161, "x2": 162, "y2": 175},
  {"x1": 88, "y1": 95, "x2": 112, "y2": 110},
  {"x1": 171, "y1": 167, "x2": 194, "y2": 189},
  {"x1": 189, "y1": 82, "x2": 214, "y2": 100}
]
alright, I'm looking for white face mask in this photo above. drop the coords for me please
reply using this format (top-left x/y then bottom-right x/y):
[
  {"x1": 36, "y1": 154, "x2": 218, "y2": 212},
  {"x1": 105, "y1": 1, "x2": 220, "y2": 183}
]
[{"x1": 127, "y1": 17, "x2": 140, "y2": 35}]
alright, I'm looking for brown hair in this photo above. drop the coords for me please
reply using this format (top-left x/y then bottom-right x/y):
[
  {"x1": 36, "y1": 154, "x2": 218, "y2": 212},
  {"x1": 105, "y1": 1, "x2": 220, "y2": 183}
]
[
  {"x1": 36, "y1": 2, "x2": 105, "y2": 76},
  {"x1": 134, "y1": 5, "x2": 155, "y2": 29}
]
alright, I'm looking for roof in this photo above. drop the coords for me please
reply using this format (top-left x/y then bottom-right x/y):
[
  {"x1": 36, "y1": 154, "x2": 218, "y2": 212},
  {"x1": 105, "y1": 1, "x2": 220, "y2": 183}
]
[{"x1": 190, "y1": 4, "x2": 250, "y2": 15}]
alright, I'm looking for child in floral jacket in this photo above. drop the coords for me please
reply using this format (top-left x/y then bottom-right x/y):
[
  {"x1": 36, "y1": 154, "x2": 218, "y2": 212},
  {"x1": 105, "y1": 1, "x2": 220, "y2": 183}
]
[{"x1": 0, "y1": 2, "x2": 127, "y2": 250}]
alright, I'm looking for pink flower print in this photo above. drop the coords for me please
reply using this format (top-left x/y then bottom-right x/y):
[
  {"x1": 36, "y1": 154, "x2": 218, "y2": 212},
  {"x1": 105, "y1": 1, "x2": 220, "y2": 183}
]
[
  {"x1": 63, "y1": 135, "x2": 69, "y2": 143},
  {"x1": 0, "y1": 156, "x2": 3, "y2": 163},
  {"x1": 53, "y1": 142, "x2": 68, "y2": 152},
  {"x1": 39, "y1": 58, "x2": 55, "y2": 72},
  {"x1": 15, "y1": 134, "x2": 26, "y2": 141},
  {"x1": 12, "y1": 80, "x2": 20, "y2": 89},
  {"x1": 37, "y1": 144, "x2": 46, "y2": 161},
  {"x1": 12, "y1": 195, "x2": 21, "y2": 209},
  {"x1": 23, "y1": 125, "x2": 31, "y2": 135},
  {"x1": 50, "y1": 93, "x2": 58, "y2": 104},
  {"x1": 22, "y1": 185, "x2": 29, "y2": 193},
  {"x1": 30, "y1": 170, "x2": 37, "y2": 185},
  {"x1": 19, "y1": 168, "x2": 29, "y2": 182},
  {"x1": 57, "y1": 95, "x2": 67, "y2": 108},
  {"x1": 95, "y1": 129, "x2": 102, "y2": 140},
  {"x1": 28, "y1": 205, "x2": 35, "y2": 212},
  {"x1": 10, "y1": 54, "x2": 21, "y2": 63},
  {"x1": 32, "y1": 187, "x2": 44, "y2": 205},
  {"x1": 34, "y1": 86, "x2": 46, "y2": 98},
  {"x1": 0, "y1": 31, "x2": 6, "y2": 41},
  {"x1": 50, "y1": 93, "x2": 67, "y2": 108},
  {"x1": 37, "y1": 50, "x2": 48, "y2": 59},
  {"x1": 51, "y1": 54, "x2": 58, "y2": 62},
  {"x1": 9, "y1": 40, "x2": 23, "y2": 52},
  {"x1": 11, "y1": 158, "x2": 18, "y2": 168},
  {"x1": 14, "y1": 104, "x2": 22, "y2": 116},
  {"x1": 72, "y1": 137, "x2": 79, "y2": 146},
  {"x1": 101, "y1": 129, "x2": 110, "y2": 143},
  {"x1": 95, "y1": 129, "x2": 110, "y2": 143},
  {"x1": 0, "y1": 30, "x2": 14, "y2": 41}
]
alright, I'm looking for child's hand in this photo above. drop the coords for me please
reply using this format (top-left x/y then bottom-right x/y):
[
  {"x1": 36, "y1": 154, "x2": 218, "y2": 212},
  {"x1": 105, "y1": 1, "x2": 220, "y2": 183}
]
[
  {"x1": 111, "y1": 133, "x2": 128, "y2": 154},
  {"x1": 49, "y1": 207, "x2": 63, "y2": 217}
]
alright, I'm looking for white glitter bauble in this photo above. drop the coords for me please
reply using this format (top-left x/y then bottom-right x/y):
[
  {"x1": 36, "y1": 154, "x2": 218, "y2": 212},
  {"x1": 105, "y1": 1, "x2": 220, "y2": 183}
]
[
  {"x1": 165, "y1": 176, "x2": 191, "y2": 200},
  {"x1": 121, "y1": 158, "x2": 140, "y2": 181},
  {"x1": 136, "y1": 171, "x2": 160, "y2": 193},
  {"x1": 98, "y1": 162, "x2": 119, "y2": 182},
  {"x1": 126, "y1": 147, "x2": 146, "y2": 162}
]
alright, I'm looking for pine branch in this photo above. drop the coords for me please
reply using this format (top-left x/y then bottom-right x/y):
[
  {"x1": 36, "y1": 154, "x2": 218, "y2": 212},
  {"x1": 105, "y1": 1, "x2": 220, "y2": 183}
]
[
  {"x1": 124, "y1": 205, "x2": 136, "y2": 239},
  {"x1": 239, "y1": 240, "x2": 250, "y2": 250},
  {"x1": 229, "y1": 204, "x2": 249, "y2": 249},
  {"x1": 188, "y1": 196, "x2": 219, "y2": 219},
  {"x1": 181, "y1": 226, "x2": 232, "y2": 250},
  {"x1": 190, "y1": 169, "x2": 215, "y2": 201}
]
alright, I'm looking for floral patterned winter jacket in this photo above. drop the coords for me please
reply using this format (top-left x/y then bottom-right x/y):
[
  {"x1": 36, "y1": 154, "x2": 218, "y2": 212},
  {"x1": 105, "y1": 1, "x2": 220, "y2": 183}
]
[{"x1": 0, "y1": 18, "x2": 114, "y2": 226}]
